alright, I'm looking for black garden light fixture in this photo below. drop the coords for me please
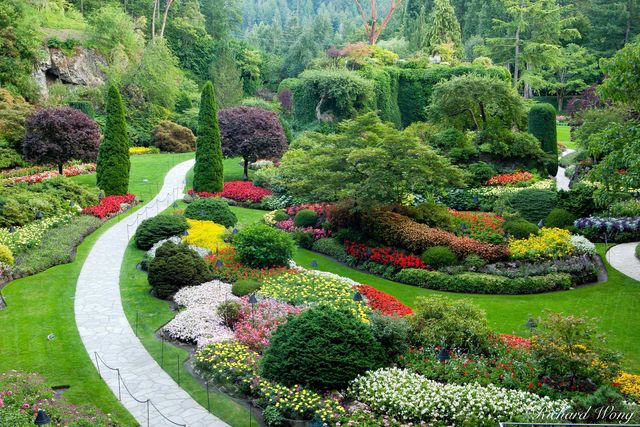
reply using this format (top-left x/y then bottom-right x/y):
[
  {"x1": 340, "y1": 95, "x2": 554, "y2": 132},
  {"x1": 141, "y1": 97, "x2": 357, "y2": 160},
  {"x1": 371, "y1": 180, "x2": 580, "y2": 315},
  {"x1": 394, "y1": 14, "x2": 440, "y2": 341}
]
[
  {"x1": 437, "y1": 347, "x2": 450, "y2": 364},
  {"x1": 460, "y1": 223, "x2": 467, "y2": 232},
  {"x1": 98, "y1": 191, "x2": 105, "y2": 201},
  {"x1": 538, "y1": 219, "x2": 545, "y2": 228},
  {"x1": 248, "y1": 293, "x2": 258, "y2": 305},
  {"x1": 9, "y1": 226, "x2": 16, "y2": 233},
  {"x1": 353, "y1": 291, "x2": 363, "y2": 302},
  {"x1": 69, "y1": 201, "x2": 75, "y2": 207},
  {"x1": 34, "y1": 409, "x2": 51, "y2": 425},
  {"x1": 310, "y1": 259, "x2": 318, "y2": 268},
  {"x1": 182, "y1": 229, "x2": 189, "y2": 236},
  {"x1": 232, "y1": 228, "x2": 238, "y2": 235},
  {"x1": 526, "y1": 315, "x2": 537, "y2": 331},
  {"x1": 35, "y1": 210, "x2": 44, "y2": 219},
  {"x1": 172, "y1": 201, "x2": 179, "y2": 209},
  {"x1": 215, "y1": 259, "x2": 224, "y2": 268}
]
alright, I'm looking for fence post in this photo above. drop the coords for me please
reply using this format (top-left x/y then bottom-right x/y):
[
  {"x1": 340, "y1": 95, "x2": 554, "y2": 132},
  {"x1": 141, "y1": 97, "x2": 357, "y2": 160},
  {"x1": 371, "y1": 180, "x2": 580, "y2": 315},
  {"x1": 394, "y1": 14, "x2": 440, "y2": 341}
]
[
  {"x1": 94, "y1": 352, "x2": 101, "y2": 377},
  {"x1": 160, "y1": 336, "x2": 164, "y2": 367},
  {"x1": 147, "y1": 400, "x2": 150, "y2": 427},
  {"x1": 206, "y1": 381, "x2": 210, "y2": 412},
  {"x1": 177, "y1": 354, "x2": 180, "y2": 385},
  {"x1": 135, "y1": 311, "x2": 139, "y2": 337},
  {"x1": 117, "y1": 369, "x2": 122, "y2": 401}
]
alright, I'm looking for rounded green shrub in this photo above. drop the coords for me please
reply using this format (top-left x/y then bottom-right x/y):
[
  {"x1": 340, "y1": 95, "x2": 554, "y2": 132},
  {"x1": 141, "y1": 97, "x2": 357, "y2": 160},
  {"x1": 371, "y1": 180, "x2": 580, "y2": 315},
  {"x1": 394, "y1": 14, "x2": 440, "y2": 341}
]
[
  {"x1": 0, "y1": 243, "x2": 14, "y2": 266},
  {"x1": 463, "y1": 254, "x2": 486, "y2": 269},
  {"x1": 261, "y1": 306, "x2": 385, "y2": 389},
  {"x1": 134, "y1": 215, "x2": 189, "y2": 250},
  {"x1": 217, "y1": 300, "x2": 241, "y2": 327},
  {"x1": 545, "y1": 208, "x2": 577, "y2": 229},
  {"x1": 557, "y1": 183, "x2": 596, "y2": 217},
  {"x1": 468, "y1": 162, "x2": 497, "y2": 186},
  {"x1": 234, "y1": 224, "x2": 294, "y2": 268},
  {"x1": 528, "y1": 103, "x2": 558, "y2": 176},
  {"x1": 148, "y1": 242, "x2": 210, "y2": 299},
  {"x1": 184, "y1": 197, "x2": 237, "y2": 227},
  {"x1": 503, "y1": 219, "x2": 539, "y2": 239},
  {"x1": 504, "y1": 189, "x2": 557, "y2": 223},
  {"x1": 273, "y1": 210, "x2": 289, "y2": 222},
  {"x1": 421, "y1": 246, "x2": 458, "y2": 269},
  {"x1": 408, "y1": 202, "x2": 453, "y2": 231},
  {"x1": 231, "y1": 279, "x2": 262, "y2": 296},
  {"x1": 293, "y1": 209, "x2": 318, "y2": 227}
]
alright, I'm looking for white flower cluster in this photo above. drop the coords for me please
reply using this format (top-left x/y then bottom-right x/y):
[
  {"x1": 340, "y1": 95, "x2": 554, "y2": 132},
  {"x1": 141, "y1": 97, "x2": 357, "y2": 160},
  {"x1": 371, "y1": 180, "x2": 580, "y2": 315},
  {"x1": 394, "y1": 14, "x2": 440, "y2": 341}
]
[
  {"x1": 161, "y1": 281, "x2": 238, "y2": 347},
  {"x1": 349, "y1": 368, "x2": 570, "y2": 425},
  {"x1": 145, "y1": 236, "x2": 211, "y2": 259},
  {"x1": 570, "y1": 235, "x2": 596, "y2": 255},
  {"x1": 474, "y1": 179, "x2": 556, "y2": 198}
]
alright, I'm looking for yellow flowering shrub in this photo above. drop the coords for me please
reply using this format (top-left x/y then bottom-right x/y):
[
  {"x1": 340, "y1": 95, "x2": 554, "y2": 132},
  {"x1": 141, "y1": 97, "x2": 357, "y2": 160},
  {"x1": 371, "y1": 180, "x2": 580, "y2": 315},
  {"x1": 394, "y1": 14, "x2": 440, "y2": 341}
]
[
  {"x1": 194, "y1": 340, "x2": 258, "y2": 385},
  {"x1": 182, "y1": 219, "x2": 228, "y2": 251},
  {"x1": 509, "y1": 227, "x2": 574, "y2": 261},
  {"x1": 129, "y1": 146, "x2": 160, "y2": 155},
  {"x1": 260, "y1": 272, "x2": 370, "y2": 323},
  {"x1": 0, "y1": 243, "x2": 14, "y2": 266},
  {"x1": 615, "y1": 372, "x2": 640, "y2": 402}
]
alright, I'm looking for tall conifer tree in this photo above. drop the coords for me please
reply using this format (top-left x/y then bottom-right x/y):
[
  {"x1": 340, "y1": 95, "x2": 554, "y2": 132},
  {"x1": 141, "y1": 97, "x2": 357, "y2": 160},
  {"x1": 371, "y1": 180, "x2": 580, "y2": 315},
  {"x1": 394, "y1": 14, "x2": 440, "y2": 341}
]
[
  {"x1": 426, "y1": 0, "x2": 462, "y2": 55},
  {"x1": 193, "y1": 81, "x2": 224, "y2": 192},
  {"x1": 96, "y1": 84, "x2": 130, "y2": 195}
]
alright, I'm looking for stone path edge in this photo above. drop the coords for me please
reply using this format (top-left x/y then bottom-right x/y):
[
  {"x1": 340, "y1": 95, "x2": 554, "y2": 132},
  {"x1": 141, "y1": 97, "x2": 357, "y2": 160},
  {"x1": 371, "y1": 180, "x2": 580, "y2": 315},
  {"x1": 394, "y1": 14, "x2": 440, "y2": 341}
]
[{"x1": 606, "y1": 242, "x2": 640, "y2": 282}]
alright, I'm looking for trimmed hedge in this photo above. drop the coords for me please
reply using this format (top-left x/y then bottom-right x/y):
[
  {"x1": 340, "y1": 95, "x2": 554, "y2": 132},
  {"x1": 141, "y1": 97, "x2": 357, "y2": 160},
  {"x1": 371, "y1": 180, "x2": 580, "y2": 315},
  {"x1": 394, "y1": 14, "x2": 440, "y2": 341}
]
[
  {"x1": 503, "y1": 219, "x2": 539, "y2": 239},
  {"x1": 545, "y1": 208, "x2": 576, "y2": 229},
  {"x1": 293, "y1": 209, "x2": 318, "y2": 227},
  {"x1": 364, "y1": 211, "x2": 508, "y2": 261},
  {"x1": 421, "y1": 246, "x2": 457, "y2": 269},
  {"x1": 184, "y1": 197, "x2": 237, "y2": 227},
  {"x1": 395, "y1": 269, "x2": 572, "y2": 294},
  {"x1": 231, "y1": 279, "x2": 261, "y2": 296},
  {"x1": 528, "y1": 103, "x2": 558, "y2": 176},
  {"x1": 503, "y1": 189, "x2": 557, "y2": 223},
  {"x1": 134, "y1": 215, "x2": 189, "y2": 250},
  {"x1": 234, "y1": 224, "x2": 294, "y2": 268},
  {"x1": 148, "y1": 242, "x2": 211, "y2": 299}
]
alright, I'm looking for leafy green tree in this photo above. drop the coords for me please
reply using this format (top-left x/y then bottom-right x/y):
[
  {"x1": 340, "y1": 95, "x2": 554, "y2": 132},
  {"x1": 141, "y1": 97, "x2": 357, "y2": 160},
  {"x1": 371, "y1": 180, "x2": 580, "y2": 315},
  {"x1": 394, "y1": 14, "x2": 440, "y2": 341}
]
[
  {"x1": 276, "y1": 113, "x2": 466, "y2": 205},
  {"x1": 210, "y1": 46, "x2": 244, "y2": 108},
  {"x1": 528, "y1": 103, "x2": 558, "y2": 175},
  {"x1": 88, "y1": 4, "x2": 144, "y2": 65},
  {"x1": 97, "y1": 85, "x2": 131, "y2": 196},
  {"x1": 193, "y1": 81, "x2": 224, "y2": 192},
  {"x1": 599, "y1": 38, "x2": 640, "y2": 110},
  {"x1": 584, "y1": 0, "x2": 639, "y2": 57},
  {"x1": 426, "y1": 0, "x2": 463, "y2": 55}
]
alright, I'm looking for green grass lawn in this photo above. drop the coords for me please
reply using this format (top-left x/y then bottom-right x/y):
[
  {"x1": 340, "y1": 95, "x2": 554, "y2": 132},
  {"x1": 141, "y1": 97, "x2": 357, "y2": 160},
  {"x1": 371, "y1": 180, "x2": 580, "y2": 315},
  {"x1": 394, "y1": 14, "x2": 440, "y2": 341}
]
[
  {"x1": 557, "y1": 124, "x2": 574, "y2": 150},
  {"x1": 184, "y1": 157, "x2": 253, "y2": 189},
  {"x1": 0, "y1": 153, "x2": 194, "y2": 426}
]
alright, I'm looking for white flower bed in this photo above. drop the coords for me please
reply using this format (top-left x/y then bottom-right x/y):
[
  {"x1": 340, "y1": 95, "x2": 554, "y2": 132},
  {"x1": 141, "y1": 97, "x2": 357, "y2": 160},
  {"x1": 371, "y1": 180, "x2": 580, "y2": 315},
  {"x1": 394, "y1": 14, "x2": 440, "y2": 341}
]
[
  {"x1": 161, "y1": 281, "x2": 238, "y2": 347},
  {"x1": 349, "y1": 368, "x2": 570, "y2": 424},
  {"x1": 570, "y1": 235, "x2": 596, "y2": 255}
]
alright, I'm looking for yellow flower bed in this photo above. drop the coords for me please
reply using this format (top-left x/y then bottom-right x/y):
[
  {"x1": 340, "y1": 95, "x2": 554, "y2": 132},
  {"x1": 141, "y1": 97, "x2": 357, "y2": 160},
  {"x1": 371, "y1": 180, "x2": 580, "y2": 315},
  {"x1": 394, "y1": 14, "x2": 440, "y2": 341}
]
[
  {"x1": 259, "y1": 272, "x2": 370, "y2": 322},
  {"x1": 182, "y1": 219, "x2": 228, "y2": 251},
  {"x1": 129, "y1": 146, "x2": 160, "y2": 155},
  {"x1": 615, "y1": 372, "x2": 640, "y2": 402},
  {"x1": 509, "y1": 227, "x2": 574, "y2": 261}
]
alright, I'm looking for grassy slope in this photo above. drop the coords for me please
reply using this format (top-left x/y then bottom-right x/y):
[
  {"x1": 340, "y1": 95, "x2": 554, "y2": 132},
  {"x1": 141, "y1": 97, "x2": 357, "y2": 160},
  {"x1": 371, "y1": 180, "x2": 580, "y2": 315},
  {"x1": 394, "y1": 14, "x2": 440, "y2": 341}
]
[
  {"x1": 0, "y1": 153, "x2": 193, "y2": 426},
  {"x1": 557, "y1": 124, "x2": 574, "y2": 150}
]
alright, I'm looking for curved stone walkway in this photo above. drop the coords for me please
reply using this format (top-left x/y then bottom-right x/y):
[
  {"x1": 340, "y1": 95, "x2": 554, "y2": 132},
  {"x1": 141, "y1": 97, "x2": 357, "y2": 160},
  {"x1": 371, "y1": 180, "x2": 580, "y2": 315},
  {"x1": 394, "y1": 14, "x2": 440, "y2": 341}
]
[
  {"x1": 607, "y1": 242, "x2": 640, "y2": 282},
  {"x1": 75, "y1": 159, "x2": 228, "y2": 427},
  {"x1": 556, "y1": 148, "x2": 575, "y2": 191}
]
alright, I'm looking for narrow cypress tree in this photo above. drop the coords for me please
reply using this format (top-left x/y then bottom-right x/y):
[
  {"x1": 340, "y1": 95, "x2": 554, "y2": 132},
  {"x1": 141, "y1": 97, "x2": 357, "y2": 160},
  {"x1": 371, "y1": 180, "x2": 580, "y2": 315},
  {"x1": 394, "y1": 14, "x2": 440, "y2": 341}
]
[
  {"x1": 528, "y1": 103, "x2": 558, "y2": 176},
  {"x1": 193, "y1": 81, "x2": 224, "y2": 192},
  {"x1": 426, "y1": 0, "x2": 463, "y2": 55},
  {"x1": 96, "y1": 84, "x2": 130, "y2": 195}
]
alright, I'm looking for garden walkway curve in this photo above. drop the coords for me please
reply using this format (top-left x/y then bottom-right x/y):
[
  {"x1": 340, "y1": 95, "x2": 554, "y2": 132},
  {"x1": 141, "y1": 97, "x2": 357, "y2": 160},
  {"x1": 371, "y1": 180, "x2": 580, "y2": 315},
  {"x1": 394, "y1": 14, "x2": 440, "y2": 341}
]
[
  {"x1": 607, "y1": 242, "x2": 640, "y2": 282},
  {"x1": 556, "y1": 148, "x2": 575, "y2": 192},
  {"x1": 75, "y1": 159, "x2": 228, "y2": 427}
]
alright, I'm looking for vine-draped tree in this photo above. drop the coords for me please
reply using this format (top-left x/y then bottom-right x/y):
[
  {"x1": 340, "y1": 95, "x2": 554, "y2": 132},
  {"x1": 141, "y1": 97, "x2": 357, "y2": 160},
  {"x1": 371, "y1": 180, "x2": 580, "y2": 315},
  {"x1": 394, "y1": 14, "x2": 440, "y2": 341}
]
[
  {"x1": 218, "y1": 106, "x2": 288, "y2": 180},
  {"x1": 193, "y1": 81, "x2": 224, "y2": 192},
  {"x1": 97, "y1": 85, "x2": 131, "y2": 195},
  {"x1": 23, "y1": 107, "x2": 101, "y2": 174}
]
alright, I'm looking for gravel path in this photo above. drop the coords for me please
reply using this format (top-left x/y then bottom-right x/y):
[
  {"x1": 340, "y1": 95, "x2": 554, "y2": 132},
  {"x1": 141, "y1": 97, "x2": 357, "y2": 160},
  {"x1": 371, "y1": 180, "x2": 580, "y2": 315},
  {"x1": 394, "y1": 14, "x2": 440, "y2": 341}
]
[
  {"x1": 75, "y1": 159, "x2": 228, "y2": 427},
  {"x1": 607, "y1": 242, "x2": 640, "y2": 281},
  {"x1": 556, "y1": 148, "x2": 575, "y2": 191}
]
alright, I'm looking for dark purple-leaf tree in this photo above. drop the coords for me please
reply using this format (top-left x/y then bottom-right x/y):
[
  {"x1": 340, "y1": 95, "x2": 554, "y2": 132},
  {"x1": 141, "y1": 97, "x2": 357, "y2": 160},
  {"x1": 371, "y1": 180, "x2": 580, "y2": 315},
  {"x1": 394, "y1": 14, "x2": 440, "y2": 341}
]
[
  {"x1": 23, "y1": 107, "x2": 101, "y2": 174},
  {"x1": 218, "y1": 106, "x2": 288, "y2": 180}
]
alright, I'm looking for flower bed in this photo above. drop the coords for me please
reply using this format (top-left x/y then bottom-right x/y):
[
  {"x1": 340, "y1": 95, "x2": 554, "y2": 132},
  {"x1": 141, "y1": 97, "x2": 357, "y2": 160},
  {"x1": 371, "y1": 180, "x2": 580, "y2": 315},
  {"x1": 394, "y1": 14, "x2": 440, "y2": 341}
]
[
  {"x1": 614, "y1": 371, "x2": 640, "y2": 402},
  {"x1": 259, "y1": 271, "x2": 370, "y2": 322},
  {"x1": 285, "y1": 203, "x2": 332, "y2": 216},
  {"x1": 486, "y1": 171, "x2": 534, "y2": 186},
  {"x1": 354, "y1": 285, "x2": 413, "y2": 316},
  {"x1": 349, "y1": 368, "x2": 569, "y2": 424},
  {"x1": 0, "y1": 214, "x2": 75, "y2": 252},
  {"x1": 191, "y1": 181, "x2": 272, "y2": 203},
  {"x1": 509, "y1": 227, "x2": 574, "y2": 261},
  {"x1": 574, "y1": 216, "x2": 640, "y2": 242},
  {"x1": 450, "y1": 210, "x2": 505, "y2": 244},
  {"x1": 500, "y1": 334, "x2": 532, "y2": 349},
  {"x1": 274, "y1": 219, "x2": 330, "y2": 239},
  {"x1": 129, "y1": 146, "x2": 160, "y2": 155},
  {"x1": 3, "y1": 163, "x2": 96, "y2": 185},
  {"x1": 182, "y1": 219, "x2": 228, "y2": 252},
  {"x1": 345, "y1": 241, "x2": 428, "y2": 270},
  {"x1": 82, "y1": 194, "x2": 136, "y2": 219},
  {"x1": 206, "y1": 247, "x2": 293, "y2": 282}
]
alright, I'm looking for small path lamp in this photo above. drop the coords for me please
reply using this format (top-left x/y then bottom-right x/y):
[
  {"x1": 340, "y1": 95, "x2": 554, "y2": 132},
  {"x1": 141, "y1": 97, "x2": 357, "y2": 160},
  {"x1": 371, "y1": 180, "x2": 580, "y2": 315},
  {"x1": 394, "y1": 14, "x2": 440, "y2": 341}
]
[
  {"x1": 34, "y1": 409, "x2": 51, "y2": 425},
  {"x1": 98, "y1": 191, "x2": 104, "y2": 201},
  {"x1": 437, "y1": 347, "x2": 450, "y2": 364},
  {"x1": 310, "y1": 259, "x2": 318, "y2": 268},
  {"x1": 35, "y1": 210, "x2": 44, "y2": 220},
  {"x1": 537, "y1": 219, "x2": 545, "y2": 228},
  {"x1": 8, "y1": 226, "x2": 15, "y2": 233},
  {"x1": 353, "y1": 291, "x2": 363, "y2": 303},
  {"x1": 215, "y1": 259, "x2": 224, "y2": 268},
  {"x1": 249, "y1": 292, "x2": 258, "y2": 324},
  {"x1": 526, "y1": 315, "x2": 537, "y2": 335}
]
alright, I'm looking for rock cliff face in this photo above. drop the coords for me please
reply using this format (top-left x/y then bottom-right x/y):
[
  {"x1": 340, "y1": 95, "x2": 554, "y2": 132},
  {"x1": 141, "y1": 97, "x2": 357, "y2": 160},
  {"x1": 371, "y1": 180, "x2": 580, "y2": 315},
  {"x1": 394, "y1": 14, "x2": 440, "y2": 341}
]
[{"x1": 32, "y1": 47, "x2": 107, "y2": 100}]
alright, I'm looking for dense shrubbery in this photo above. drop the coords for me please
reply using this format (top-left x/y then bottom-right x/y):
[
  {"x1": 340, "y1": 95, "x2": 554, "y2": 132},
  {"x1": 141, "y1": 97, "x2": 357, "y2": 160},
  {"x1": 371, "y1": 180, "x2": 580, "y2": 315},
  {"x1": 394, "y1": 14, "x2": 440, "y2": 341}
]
[
  {"x1": 528, "y1": 103, "x2": 558, "y2": 176},
  {"x1": 499, "y1": 189, "x2": 557, "y2": 223},
  {"x1": 184, "y1": 197, "x2": 237, "y2": 227},
  {"x1": 234, "y1": 224, "x2": 294, "y2": 268},
  {"x1": 148, "y1": 241, "x2": 210, "y2": 299},
  {"x1": 134, "y1": 215, "x2": 189, "y2": 250},
  {"x1": 421, "y1": 245, "x2": 457, "y2": 269},
  {"x1": 152, "y1": 120, "x2": 196, "y2": 152},
  {"x1": 509, "y1": 228, "x2": 574, "y2": 261},
  {"x1": 545, "y1": 208, "x2": 576, "y2": 228},
  {"x1": 503, "y1": 218, "x2": 539, "y2": 239},
  {"x1": 293, "y1": 209, "x2": 318, "y2": 227},
  {"x1": 261, "y1": 306, "x2": 385, "y2": 389}
]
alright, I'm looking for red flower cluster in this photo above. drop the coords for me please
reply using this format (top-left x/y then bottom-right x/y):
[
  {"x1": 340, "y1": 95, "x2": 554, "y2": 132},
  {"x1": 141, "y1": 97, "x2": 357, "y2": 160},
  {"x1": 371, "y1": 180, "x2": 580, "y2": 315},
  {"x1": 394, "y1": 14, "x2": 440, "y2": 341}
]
[
  {"x1": 354, "y1": 285, "x2": 413, "y2": 316},
  {"x1": 191, "y1": 181, "x2": 272, "y2": 203},
  {"x1": 345, "y1": 241, "x2": 428, "y2": 270},
  {"x1": 486, "y1": 171, "x2": 534, "y2": 186},
  {"x1": 206, "y1": 247, "x2": 294, "y2": 282},
  {"x1": 450, "y1": 210, "x2": 505, "y2": 232},
  {"x1": 499, "y1": 334, "x2": 531, "y2": 349},
  {"x1": 6, "y1": 163, "x2": 96, "y2": 185},
  {"x1": 82, "y1": 193, "x2": 136, "y2": 219},
  {"x1": 285, "y1": 203, "x2": 332, "y2": 216}
]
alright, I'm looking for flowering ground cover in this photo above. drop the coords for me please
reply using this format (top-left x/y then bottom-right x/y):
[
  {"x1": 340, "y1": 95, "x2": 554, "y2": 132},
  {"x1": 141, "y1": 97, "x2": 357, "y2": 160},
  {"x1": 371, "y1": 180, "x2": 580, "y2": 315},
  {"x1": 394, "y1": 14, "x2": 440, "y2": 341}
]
[
  {"x1": 486, "y1": 171, "x2": 534, "y2": 186},
  {"x1": 354, "y1": 284, "x2": 413, "y2": 316},
  {"x1": 0, "y1": 213, "x2": 75, "y2": 252},
  {"x1": 274, "y1": 218, "x2": 330, "y2": 239},
  {"x1": 206, "y1": 247, "x2": 294, "y2": 282},
  {"x1": 129, "y1": 146, "x2": 160, "y2": 155},
  {"x1": 2, "y1": 163, "x2": 96, "y2": 185},
  {"x1": 450, "y1": 209, "x2": 505, "y2": 244},
  {"x1": 509, "y1": 227, "x2": 574, "y2": 261},
  {"x1": 345, "y1": 241, "x2": 428, "y2": 269},
  {"x1": 234, "y1": 297, "x2": 303, "y2": 351},
  {"x1": 182, "y1": 218, "x2": 228, "y2": 252},
  {"x1": 191, "y1": 181, "x2": 272, "y2": 203},
  {"x1": 82, "y1": 193, "x2": 136, "y2": 219}
]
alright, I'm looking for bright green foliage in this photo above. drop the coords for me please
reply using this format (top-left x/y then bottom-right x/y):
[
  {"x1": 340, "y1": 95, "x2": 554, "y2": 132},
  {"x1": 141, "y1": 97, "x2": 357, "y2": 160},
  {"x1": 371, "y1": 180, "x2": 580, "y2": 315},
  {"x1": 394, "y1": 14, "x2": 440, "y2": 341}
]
[
  {"x1": 358, "y1": 67, "x2": 402, "y2": 127},
  {"x1": 88, "y1": 4, "x2": 143, "y2": 64},
  {"x1": 545, "y1": 208, "x2": 576, "y2": 229},
  {"x1": 426, "y1": 0, "x2": 462, "y2": 55},
  {"x1": 501, "y1": 189, "x2": 557, "y2": 223},
  {"x1": 231, "y1": 279, "x2": 261, "y2": 296},
  {"x1": 193, "y1": 81, "x2": 224, "y2": 193},
  {"x1": 599, "y1": 38, "x2": 640, "y2": 110},
  {"x1": 184, "y1": 197, "x2": 237, "y2": 227},
  {"x1": 0, "y1": 243, "x2": 14, "y2": 266},
  {"x1": 148, "y1": 241, "x2": 211, "y2": 299},
  {"x1": 556, "y1": 183, "x2": 597, "y2": 218},
  {"x1": 293, "y1": 209, "x2": 318, "y2": 227},
  {"x1": 421, "y1": 246, "x2": 458, "y2": 269},
  {"x1": 528, "y1": 103, "x2": 558, "y2": 176},
  {"x1": 234, "y1": 224, "x2": 294, "y2": 268},
  {"x1": 503, "y1": 219, "x2": 539, "y2": 239},
  {"x1": 210, "y1": 46, "x2": 244, "y2": 108},
  {"x1": 369, "y1": 311, "x2": 410, "y2": 363},
  {"x1": 261, "y1": 306, "x2": 385, "y2": 389},
  {"x1": 134, "y1": 215, "x2": 190, "y2": 250},
  {"x1": 97, "y1": 85, "x2": 130, "y2": 195}
]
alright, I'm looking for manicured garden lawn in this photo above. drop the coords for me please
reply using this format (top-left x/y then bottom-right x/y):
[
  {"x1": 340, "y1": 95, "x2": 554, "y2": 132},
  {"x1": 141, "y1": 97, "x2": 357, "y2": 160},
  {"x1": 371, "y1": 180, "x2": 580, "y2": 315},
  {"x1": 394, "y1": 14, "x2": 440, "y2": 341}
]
[
  {"x1": 184, "y1": 157, "x2": 253, "y2": 189},
  {"x1": 557, "y1": 124, "x2": 574, "y2": 149},
  {"x1": 0, "y1": 153, "x2": 194, "y2": 426}
]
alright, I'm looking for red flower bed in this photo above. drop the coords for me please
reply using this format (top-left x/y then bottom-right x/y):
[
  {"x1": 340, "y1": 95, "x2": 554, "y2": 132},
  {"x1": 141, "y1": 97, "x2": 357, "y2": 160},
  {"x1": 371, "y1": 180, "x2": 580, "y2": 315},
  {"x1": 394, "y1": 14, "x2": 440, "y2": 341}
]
[
  {"x1": 499, "y1": 334, "x2": 531, "y2": 349},
  {"x1": 191, "y1": 181, "x2": 272, "y2": 203},
  {"x1": 355, "y1": 285, "x2": 413, "y2": 316},
  {"x1": 206, "y1": 247, "x2": 294, "y2": 282},
  {"x1": 82, "y1": 193, "x2": 136, "y2": 219},
  {"x1": 345, "y1": 241, "x2": 428, "y2": 269},
  {"x1": 486, "y1": 171, "x2": 534, "y2": 186},
  {"x1": 6, "y1": 163, "x2": 96, "y2": 185}
]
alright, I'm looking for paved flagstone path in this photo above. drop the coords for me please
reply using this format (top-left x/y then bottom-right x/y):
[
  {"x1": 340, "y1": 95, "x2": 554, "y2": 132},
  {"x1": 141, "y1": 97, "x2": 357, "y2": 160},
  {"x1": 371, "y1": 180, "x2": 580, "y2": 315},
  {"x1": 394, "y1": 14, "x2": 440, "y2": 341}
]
[
  {"x1": 75, "y1": 159, "x2": 228, "y2": 427},
  {"x1": 607, "y1": 242, "x2": 640, "y2": 282},
  {"x1": 556, "y1": 148, "x2": 575, "y2": 192}
]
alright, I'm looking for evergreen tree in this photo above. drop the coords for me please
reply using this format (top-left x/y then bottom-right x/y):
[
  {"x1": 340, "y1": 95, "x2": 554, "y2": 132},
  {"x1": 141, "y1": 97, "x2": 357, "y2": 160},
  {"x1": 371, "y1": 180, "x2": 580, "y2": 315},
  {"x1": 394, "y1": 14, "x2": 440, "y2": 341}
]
[
  {"x1": 410, "y1": 5, "x2": 430, "y2": 51},
  {"x1": 426, "y1": 0, "x2": 463, "y2": 55},
  {"x1": 193, "y1": 81, "x2": 224, "y2": 192},
  {"x1": 528, "y1": 103, "x2": 558, "y2": 176},
  {"x1": 96, "y1": 85, "x2": 131, "y2": 196},
  {"x1": 210, "y1": 46, "x2": 244, "y2": 108}
]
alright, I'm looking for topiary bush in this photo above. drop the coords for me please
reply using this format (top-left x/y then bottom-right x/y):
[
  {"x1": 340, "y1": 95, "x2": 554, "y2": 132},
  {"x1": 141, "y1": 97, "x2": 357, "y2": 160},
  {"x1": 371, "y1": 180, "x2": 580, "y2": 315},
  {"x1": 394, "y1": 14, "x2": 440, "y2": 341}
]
[
  {"x1": 153, "y1": 120, "x2": 196, "y2": 152},
  {"x1": 0, "y1": 243, "x2": 14, "y2": 265},
  {"x1": 503, "y1": 218, "x2": 539, "y2": 239},
  {"x1": 407, "y1": 201, "x2": 453, "y2": 231},
  {"x1": 261, "y1": 306, "x2": 385, "y2": 389},
  {"x1": 147, "y1": 241, "x2": 211, "y2": 299},
  {"x1": 134, "y1": 215, "x2": 189, "y2": 250},
  {"x1": 234, "y1": 224, "x2": 294, "y2": 268},
  {"x1": 528, "y1": 103, "x2": 558, "y2": 176},
  {"x1": 557, "y1": 183, "x2": 597, "y2": 218},
  {"x1": 184, "y1": 197, "x2": 237, "y2": 227},
  {"x1": 232, "y1": 279, "x2": 262, "y2": 296},
  {"x1": 273, "y1": 210, "x2": 289, "y2": 221},
  {"x1": 293, "y1": 209, "x2": 318, "y2": 227},
  {"x1": 503, "y1": 189, "x2": 557, "y2": 223},
  {"x1": 421, "y1": 246, "x2": 458, "y2": 269},
  {"x1": 545, "y1": 208, "x2": 577, "y2": 229}
]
